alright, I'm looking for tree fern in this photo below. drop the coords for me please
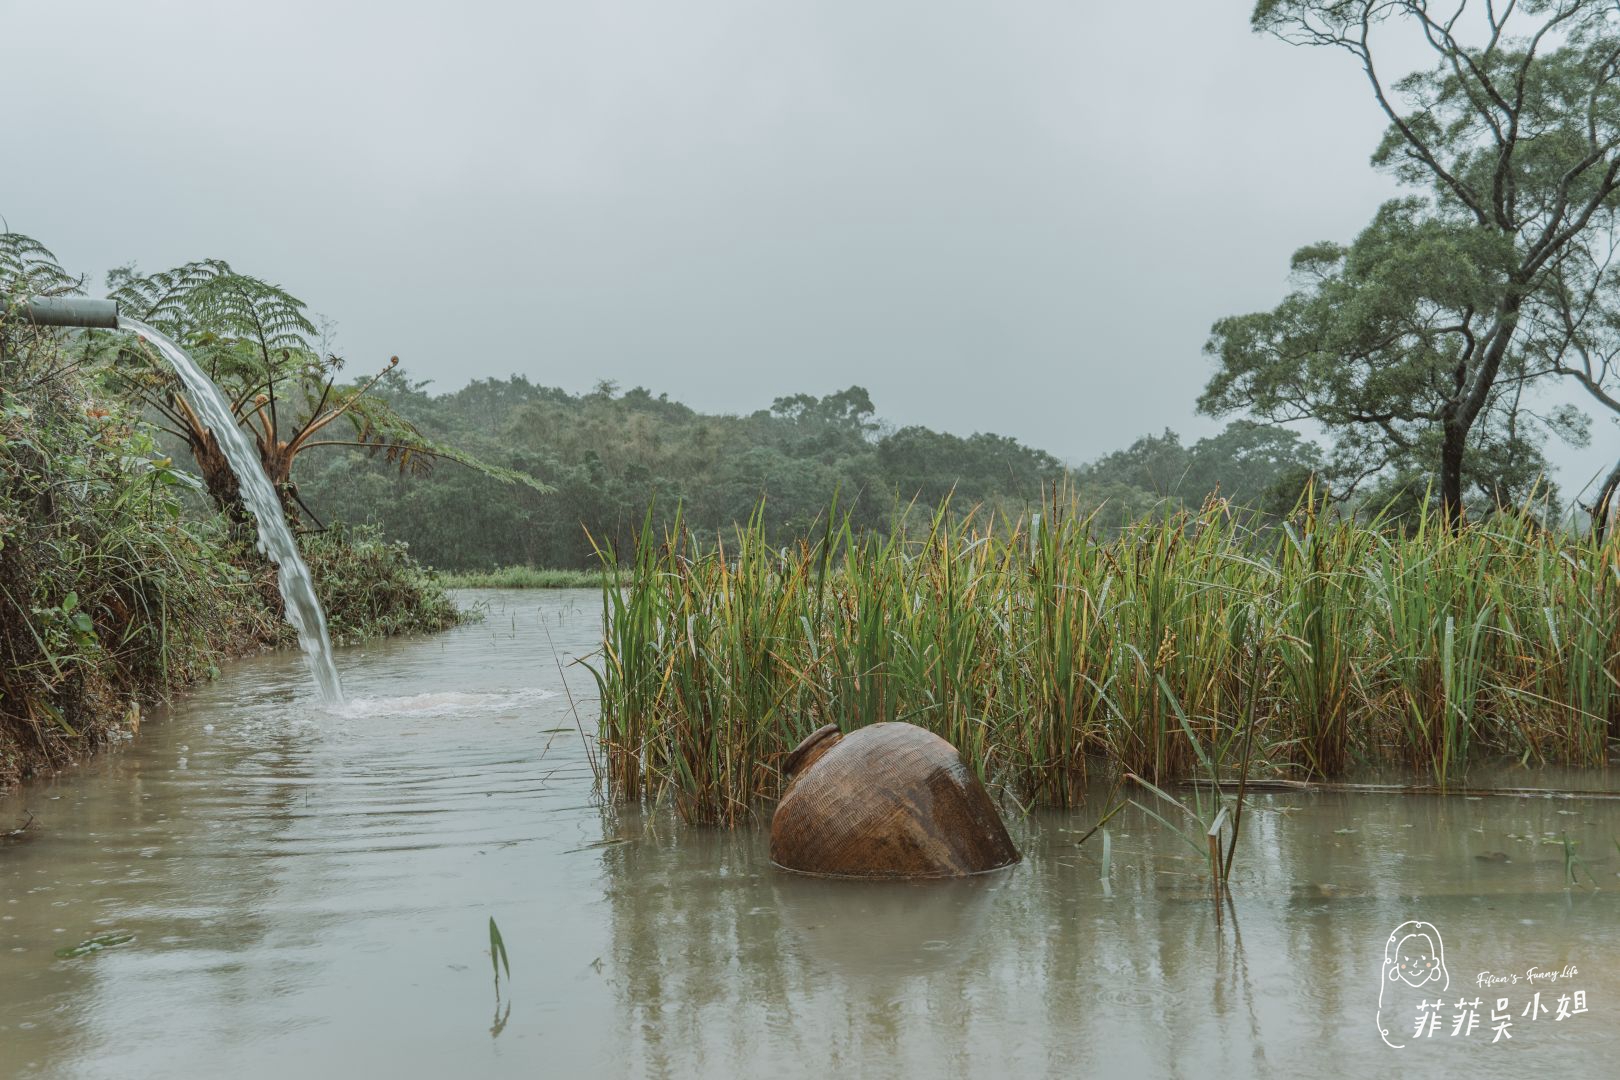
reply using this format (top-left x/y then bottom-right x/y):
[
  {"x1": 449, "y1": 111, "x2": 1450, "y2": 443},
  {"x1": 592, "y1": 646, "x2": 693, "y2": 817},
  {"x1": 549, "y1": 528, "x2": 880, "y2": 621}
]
[
  {"x1": 0, "y1": 232, "x2": 79, "y2": 299},
  {"x1": 3, "y1": 233, "x2": 552, "y2": 520},
  {"x1": 103, "y1": 258, "x2": 551, "y2": 515},
  {"x1": 107, "y1": 260, "x2": 318, "y2": 385},
  {"x1": 307, "y1": 385, "x2": 553, "y2": 491}
]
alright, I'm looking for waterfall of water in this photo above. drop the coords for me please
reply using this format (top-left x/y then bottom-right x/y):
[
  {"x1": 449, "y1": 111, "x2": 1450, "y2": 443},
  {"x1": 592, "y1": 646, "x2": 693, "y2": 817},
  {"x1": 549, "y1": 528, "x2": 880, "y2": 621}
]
[{"x1": 119, "y1": 317, "x2": 343, "y2": 703}]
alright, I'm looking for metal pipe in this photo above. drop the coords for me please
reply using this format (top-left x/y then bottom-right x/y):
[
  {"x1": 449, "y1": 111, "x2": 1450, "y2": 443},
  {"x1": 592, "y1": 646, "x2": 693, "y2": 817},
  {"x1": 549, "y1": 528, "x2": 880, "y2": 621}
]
[{"x1": 7, "y1": 296, "x2": 120, "y2": 329}]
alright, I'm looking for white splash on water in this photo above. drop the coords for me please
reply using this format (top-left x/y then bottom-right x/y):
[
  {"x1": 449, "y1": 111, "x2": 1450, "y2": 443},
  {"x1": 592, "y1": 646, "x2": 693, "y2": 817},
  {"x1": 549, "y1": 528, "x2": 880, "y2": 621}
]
[{"x1": 121, "y1": 317, "x2": 343, "y2": 703}]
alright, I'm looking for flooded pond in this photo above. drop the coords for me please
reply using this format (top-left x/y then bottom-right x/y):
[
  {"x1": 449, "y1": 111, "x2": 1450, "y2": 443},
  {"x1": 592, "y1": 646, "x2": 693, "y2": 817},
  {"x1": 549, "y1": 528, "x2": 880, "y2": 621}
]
[{"x1": 3, "y1": 589, "x2": 1618, "y2": 1078}]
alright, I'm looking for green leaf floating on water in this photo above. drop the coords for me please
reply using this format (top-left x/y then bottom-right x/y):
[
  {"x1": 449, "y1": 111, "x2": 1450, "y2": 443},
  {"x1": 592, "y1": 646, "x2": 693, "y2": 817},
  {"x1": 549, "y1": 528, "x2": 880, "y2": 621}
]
[{"x1": 55, "y1": 933, "x2": 133, "y2": 959}]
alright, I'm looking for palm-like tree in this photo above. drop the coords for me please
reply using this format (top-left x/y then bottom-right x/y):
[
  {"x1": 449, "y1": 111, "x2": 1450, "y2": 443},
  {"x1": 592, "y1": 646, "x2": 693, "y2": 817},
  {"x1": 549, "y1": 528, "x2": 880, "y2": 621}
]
[{"x1": 99, "y1": 258, "x2": 546, "y2": 526}]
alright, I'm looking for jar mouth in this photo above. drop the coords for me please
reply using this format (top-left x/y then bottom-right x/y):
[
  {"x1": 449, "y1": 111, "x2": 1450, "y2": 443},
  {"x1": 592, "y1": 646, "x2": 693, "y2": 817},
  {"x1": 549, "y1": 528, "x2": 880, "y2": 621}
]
[{"x1": 782, "y1": 723, "x2": 842, "y2": 777}]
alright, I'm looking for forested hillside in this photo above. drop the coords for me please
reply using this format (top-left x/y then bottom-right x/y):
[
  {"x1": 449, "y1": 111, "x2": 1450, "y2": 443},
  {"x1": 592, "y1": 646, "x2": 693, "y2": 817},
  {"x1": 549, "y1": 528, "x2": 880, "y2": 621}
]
[{"x1": 295, "y1": 375, "x2": 1321, "y2": 570}]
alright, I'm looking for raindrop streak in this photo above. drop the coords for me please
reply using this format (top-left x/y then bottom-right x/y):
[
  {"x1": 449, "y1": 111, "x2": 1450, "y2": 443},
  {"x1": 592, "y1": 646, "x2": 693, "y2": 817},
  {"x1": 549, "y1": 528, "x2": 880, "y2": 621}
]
[{"x1": 120, "y1": 317, "x2": 342, "y2": 702}]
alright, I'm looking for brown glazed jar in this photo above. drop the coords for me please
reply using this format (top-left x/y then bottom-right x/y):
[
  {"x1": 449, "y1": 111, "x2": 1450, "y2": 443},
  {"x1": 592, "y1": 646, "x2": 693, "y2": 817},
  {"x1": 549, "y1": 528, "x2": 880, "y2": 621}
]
[{"x1": 769, "y1": 722, "x2": 1021, "y2": 879}]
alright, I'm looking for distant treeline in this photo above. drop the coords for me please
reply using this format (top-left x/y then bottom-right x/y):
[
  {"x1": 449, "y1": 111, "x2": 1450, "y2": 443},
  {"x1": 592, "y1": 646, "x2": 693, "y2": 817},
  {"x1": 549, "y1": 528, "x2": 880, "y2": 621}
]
[{"x1": 296, "y1": 375, "x2": 1322, "y2": 571}]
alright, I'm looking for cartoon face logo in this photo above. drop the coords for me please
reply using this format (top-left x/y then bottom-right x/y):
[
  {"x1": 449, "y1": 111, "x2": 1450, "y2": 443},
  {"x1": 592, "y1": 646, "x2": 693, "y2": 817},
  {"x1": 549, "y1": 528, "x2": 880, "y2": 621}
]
[
  {"x1": 1391, "y1": 931, "x2": 1443, "y2": 988},
  {"x1": 1378, "y1": 920, "x2": 1449, "y2": 1049}
]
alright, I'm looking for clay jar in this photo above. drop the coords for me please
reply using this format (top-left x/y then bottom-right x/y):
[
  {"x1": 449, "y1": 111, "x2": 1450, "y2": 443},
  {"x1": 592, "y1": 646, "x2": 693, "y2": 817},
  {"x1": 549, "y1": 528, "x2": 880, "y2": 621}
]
[{"x1": 769, "y1": 722, "x2": 1021, "y2": 879}]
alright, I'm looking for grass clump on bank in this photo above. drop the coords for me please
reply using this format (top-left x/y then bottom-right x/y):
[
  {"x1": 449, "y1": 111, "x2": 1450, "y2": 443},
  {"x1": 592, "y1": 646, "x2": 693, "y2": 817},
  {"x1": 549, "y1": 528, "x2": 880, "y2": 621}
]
[
  {"x1": 436, "y1": 565, "x2": 610, "y2": 589},
  {"x1": 591, "y1": 496, "x2": 1620, "y2": 827}
]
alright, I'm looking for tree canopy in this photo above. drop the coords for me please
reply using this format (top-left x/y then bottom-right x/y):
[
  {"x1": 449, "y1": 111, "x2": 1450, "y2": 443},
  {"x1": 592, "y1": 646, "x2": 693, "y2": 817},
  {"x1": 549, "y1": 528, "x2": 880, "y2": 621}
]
[{"x1": 1209, "y1": 0, "x2": 1620, "y2": 525}]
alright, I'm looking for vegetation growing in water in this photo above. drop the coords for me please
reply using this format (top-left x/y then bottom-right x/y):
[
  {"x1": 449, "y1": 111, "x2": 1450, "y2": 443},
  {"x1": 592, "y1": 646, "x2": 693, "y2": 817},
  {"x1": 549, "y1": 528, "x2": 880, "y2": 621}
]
[{"x1": 591, "y1": 494, "x2": 1620, "y2": 826}]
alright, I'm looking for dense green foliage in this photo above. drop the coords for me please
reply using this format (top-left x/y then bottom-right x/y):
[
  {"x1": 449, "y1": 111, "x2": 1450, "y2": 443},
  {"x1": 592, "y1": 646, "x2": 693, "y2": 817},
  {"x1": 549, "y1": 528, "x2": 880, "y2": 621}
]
[
  {"x1": 1068, "y1": 420, "x2": 1323, "y2": 525},
  {"x1": 0, "y1": 321, "x2": 269, "y2": 788},
  {"x1": 296, "y1": 375, "x2": 1323, "y2": 571},
  {"x1": 300, "y1": 525, "x2": 462, "y2": 645},
  {"x1": 594, "y1": 497, "x2": 1620, "y2": 826},
  {"x1": 294, "y1": 376, "x2": 1068, "y2": 569}
]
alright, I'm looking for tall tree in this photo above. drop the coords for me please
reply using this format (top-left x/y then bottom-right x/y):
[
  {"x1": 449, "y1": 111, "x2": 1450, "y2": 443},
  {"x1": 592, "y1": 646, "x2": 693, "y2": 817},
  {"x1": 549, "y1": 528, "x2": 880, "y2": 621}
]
[{"x1": 1206, "y1": 1, "x2": 1620, "y2": 527}]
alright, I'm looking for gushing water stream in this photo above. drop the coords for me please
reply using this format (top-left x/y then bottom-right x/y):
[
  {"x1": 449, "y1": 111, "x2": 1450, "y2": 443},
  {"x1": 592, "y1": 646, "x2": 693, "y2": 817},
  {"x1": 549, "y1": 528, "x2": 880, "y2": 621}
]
[{"x1": 119, "y1": 317, "x2": 343, "y2": 702}]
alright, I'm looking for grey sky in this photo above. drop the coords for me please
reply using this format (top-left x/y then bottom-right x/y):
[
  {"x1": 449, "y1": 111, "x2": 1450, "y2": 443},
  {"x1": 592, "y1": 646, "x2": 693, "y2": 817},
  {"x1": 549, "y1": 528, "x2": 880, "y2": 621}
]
[{"x1": 5, "y1": 1, "x2": 1612, "y2": 497}]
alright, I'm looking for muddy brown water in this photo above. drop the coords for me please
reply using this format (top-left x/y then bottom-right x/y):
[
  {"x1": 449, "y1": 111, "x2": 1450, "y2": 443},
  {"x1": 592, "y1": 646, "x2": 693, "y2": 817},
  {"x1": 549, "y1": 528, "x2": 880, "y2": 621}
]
[{"x1": 2, "y1": 589, "x2": 1618, "y2": 1078}]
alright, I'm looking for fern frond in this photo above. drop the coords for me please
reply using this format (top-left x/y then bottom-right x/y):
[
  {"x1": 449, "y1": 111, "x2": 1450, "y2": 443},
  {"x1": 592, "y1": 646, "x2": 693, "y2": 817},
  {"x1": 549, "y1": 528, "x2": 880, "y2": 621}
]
[
  {"x1": 106, "y1": 260, "x2": 317, "y2": 360},
  {"x1": 0, "y1": 232, "x2": 80, "y2": 298},
  {"x1": 311, "y1": 387, "x2": 552, "y2": 491}
]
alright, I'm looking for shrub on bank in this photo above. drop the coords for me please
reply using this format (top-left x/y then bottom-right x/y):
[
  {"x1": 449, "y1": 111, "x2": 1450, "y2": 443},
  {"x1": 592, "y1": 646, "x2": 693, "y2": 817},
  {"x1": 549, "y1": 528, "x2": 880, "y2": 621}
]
[
  {"x1": 300, "y1": 524, "x2": 463, "y2": 645},
  {"x1": 0, "y1": 321, "x2": 469, "y2": 791},
  {"x1": 0, "y1": 326, "x2": 277, "y2": 789}
]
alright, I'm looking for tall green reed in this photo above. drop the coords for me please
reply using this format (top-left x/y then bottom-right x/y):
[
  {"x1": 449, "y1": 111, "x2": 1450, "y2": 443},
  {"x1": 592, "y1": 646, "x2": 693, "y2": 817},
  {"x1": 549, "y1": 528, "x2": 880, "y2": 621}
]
[{"x1": 589, "y1": 494, "x2": 1620, "y2": 825}]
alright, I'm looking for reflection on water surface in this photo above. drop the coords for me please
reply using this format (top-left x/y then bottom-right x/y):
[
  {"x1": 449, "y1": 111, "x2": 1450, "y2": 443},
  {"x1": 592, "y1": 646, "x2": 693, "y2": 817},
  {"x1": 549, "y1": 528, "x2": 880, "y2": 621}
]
[{"x1": 1, "y1": 590, "x2": 1616, "y2": 1078}]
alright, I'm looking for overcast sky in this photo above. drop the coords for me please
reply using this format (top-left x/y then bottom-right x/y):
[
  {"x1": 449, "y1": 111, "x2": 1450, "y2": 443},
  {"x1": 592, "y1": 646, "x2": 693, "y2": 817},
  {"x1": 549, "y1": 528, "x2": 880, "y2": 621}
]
[{"x1": 4, "y1": 1, "x2": 1613, "y2": 497}]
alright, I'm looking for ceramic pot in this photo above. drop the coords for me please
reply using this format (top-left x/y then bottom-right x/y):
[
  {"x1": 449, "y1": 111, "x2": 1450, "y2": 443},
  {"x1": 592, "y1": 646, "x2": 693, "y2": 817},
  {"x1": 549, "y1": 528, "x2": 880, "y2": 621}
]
[{"x1": 769, "y1": 722, "x2": 1020, "y2": 879}]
